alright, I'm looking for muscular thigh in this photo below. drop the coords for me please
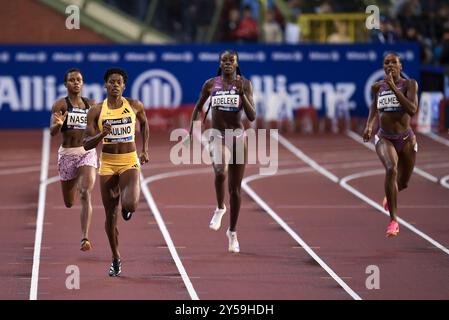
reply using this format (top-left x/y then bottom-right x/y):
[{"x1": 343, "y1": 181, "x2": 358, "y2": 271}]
[
  {"x1": 397, "y1": 136, "x2": 416, "y2": 180},
  {"x1": 210, "y1": 142, "x2": 230, "y2": 175},
  {"x1": 119, "y1": 169, "x2": 140, "y2": 199},
  {"x1": 228, "y1": 141, "x2": 247, "y2": 186},
  {"x1": 78, "y1": 166, "x2": 96, "y2": 190},
  {"x1": 375, "y1": 138, "x2": 398, "y2": 169},
  {"x1": 100, "y1": 175, "x2": 120, "y2": 206}
]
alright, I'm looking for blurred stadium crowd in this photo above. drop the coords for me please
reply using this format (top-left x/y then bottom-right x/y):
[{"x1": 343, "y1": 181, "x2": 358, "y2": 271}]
[
  {"x1": 1, "y1": 0, "x2": 448, "y2": 132},
  {"x1": 103, "y1": 0, "x2": 449, "y2": 66}
]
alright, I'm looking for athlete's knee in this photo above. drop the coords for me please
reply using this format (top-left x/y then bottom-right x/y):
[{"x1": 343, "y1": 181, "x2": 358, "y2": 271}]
[
  {"x1": 79, "y1": 188, "x2": 91, "y2": 202},
  {"x1": 385, "y1": 165, "x2": 398, "y2": 178},
  {"x1": 228, "y1": 185, "x2": 241, "y2": 198},
  {"x1": 215, "y1": 169, "x2": 227, "y2": 181}
]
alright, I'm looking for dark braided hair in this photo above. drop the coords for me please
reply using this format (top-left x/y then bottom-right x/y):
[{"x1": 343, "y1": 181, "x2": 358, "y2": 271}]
[
  {"x1": 384, "y1": 52, "x2": 407, "y2": 79},
  {"x1": 103, "y1": 67, "x2": 128, "y2": 83},
  {"x1": 64, "y1": 68, "x2": 82, "y2": 83},
  {"x1": 203, "y1": 50, "x2": 243, "y2": 122},
  {"x1": 216, "y1": 50, "x2": 242, "y2": 76}
]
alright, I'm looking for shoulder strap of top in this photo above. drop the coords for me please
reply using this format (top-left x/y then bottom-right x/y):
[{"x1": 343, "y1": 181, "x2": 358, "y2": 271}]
[
  {"x1": 64, "y1": 96, "x2": 73, "y2": 111},
  {"x1": 81, "y1": 97, "x2": 90, "y2": 110}
]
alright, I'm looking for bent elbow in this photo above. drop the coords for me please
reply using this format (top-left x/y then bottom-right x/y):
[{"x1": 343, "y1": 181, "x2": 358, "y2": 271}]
[
  {"x1": 246, "y1": 110, "x2": 256, "y2": 122},
  {"x1": 83, "y1": 140, "x2": 92, "y2": 151}
]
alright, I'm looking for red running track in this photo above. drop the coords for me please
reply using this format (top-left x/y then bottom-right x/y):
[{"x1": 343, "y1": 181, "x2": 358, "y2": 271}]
[{"x1": 0, "y1": 129, "x2": 448, "y2": 300}]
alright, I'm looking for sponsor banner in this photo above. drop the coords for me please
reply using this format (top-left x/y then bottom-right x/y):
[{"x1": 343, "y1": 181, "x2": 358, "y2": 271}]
[
  {"x1": 0, "y1": 44, "x2": 419, "y2": 128},
  {"x1": 417, "y1": 92, "x2": 444, "y2": 133}
]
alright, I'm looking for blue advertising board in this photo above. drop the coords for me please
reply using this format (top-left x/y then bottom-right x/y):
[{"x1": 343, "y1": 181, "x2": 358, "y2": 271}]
[{"x1": 0, "y1": 44, "x2": 419, "y2": 128}]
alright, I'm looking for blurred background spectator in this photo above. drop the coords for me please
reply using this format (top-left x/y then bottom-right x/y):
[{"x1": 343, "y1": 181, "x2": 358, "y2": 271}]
[
  {"x1": 234, "y1": 4, "x2": 259, "y2": 43},
  {"x1": 370, "y1": 16, "x2": 400, "y2": 44},
  {"x1": 263, "y1": 9, "x2": 283, "y2": 43},
  {"x1": 327, "y1": 20, "x2": 352, "y2": 44},
  {"x1": 440, "y1": 25, "x2": 449, "y2": 66},
  {"x1": 8, "y1": 0, "x2": 448, "y2": 66}
]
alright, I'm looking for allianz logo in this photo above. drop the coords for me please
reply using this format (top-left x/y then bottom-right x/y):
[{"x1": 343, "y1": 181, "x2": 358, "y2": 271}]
[
  {"x1": 198, "y1": 52, "x2": 220, "y2": 62},
  {"x1": 0, "y1": 52, "x2": 10, "y2": 63},
  {"x1": 250, "y1": 75, "x2": 356, "y2": 111},
  {"x1": 346, "y1": 51, "x2": 377, "y2": 61},
  {"x1": 271, "y1": 51, "x2": 303, "y2": 61},
  {"x1": 0, "y1": 69, "x2": 182, "y2": 111},
  {"x1": 131, "y1": 69, "x2": 182, "y2": 108},
  {"x1": 238, "y1": 51, "x2": 266, "y2": 62},
  {"x1": 87, "y1": 52, "x2": 120, "y2": 62},
  {"x1": 52, "y1": 52, "x2": 84, "y2": 62},
  {"x1": 198, "y1": 51, "x2": 266, "y2": 62},
  {"x1": 308, "y1": 51, "x2": 340, "y2": 61},
  {"x1": 0, "y1": 75, "x2": 104, "y2": 111},
  {"x1": 124, "y1": 52, "x2": 156, "y2": 62},
  {"x1": 161, "y1": 52, "x2": 193, "y2": 62},
  {"x1": 15, "y1": 52, "x2": 47, "y2": 63}
]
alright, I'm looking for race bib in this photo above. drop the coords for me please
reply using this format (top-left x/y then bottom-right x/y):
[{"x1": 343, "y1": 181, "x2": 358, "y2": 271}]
[
  {"x1": 103, "y1": 117, "x2": 134, "y2": 143},
  {"x1": 377, "y1": 91, "x2": 401, "y2": 112},
  {"x1": 211, "y1": 93, "x2": 240, "y2": 111},
  {"x1": 66, "y1": 108, "x2": 87, "y2": 129}
]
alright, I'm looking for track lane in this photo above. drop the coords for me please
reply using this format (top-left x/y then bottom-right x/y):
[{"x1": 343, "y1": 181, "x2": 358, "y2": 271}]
[
  {"x1": 36, "y1": 132, "x2": 189, "y2": 299},
  {"x1": 141, "y1": 133, "x2": 354, "y2": 299},
  {"x1": 264, "y1": 133, "x2": 449, "y2": 299},
  {"x1": 0, "y1": 130, "x2": 43, "y2": 299}
]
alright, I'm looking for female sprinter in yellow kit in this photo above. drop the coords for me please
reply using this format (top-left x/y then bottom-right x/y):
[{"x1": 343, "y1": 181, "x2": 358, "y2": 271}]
[{"x1": 84, "y1": 68, "x2": 149, "y2": 277}]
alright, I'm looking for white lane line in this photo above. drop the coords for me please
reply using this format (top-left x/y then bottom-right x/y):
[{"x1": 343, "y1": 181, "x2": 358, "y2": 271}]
[
  {"x1": 196, "y1": 132, "x2": 358, "y2": 298},
  {"x1": 0, "y1": 166, "x2": 41, "y2": 176},
  {"x1": 144, "y1": 166, "x2": 362, "y2": 300},
  {"x1": 340, "y1": 170, "x2": 449, "y2": 255},
  {"x1": 242, "y1": 167, "x2": 362, "y2": 300},
  {"x1": 420, "y1": 163, "x2": 449, "y2": 169},
  {"x1": 161, "y1": 204, "x2": 257, "y2": 209},
  {"x1": 275, "y1": 132, "x2": 449, "y2": 256},
  {"x1": 32, "y1": 159, "x2": 206, "y2": 300},
  {"x1": 346, "y1": 130, "x2": 443, "y2": 186},
  {"x1": 276, "y1": 134, "x2": 339, "y2": 183},
  {"x1": 424, "y1": 132, "x2": 449, "y2": 147},
  {"x1": 0, "y1": 204, "x2": 37, "y2": 210},
  {"x1": 45, "y1": 176, "x2": 60, "y2": 185},
  {"x1": 441, "y1": 175, "x2": 449, "y2": 189},
  {"x1": 141, "y1": 168, "x2": 211, "y2": 300},
  {"x1": 30, "y1": 129, "x2": 50, "y2": 300}
]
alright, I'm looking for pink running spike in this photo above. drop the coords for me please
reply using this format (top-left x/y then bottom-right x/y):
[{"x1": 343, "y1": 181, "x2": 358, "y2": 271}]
[{"x1": 386, "y1": 220, "x2": 399, "y2": 237}]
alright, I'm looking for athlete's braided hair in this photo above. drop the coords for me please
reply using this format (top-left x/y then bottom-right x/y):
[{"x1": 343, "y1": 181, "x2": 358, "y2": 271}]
[
  {"x1": 203, "y1": 50, "x2": 242, "y2": 122},
  {"x1": 216, "y1": 50, "x2": 242, "y2": 76},
  {"x1": 104, "y1": 67, "x2": 128, "y2": 84},
  {"x1": 384, "y1": 52, "x2": 407, "y2": 79},
  {"x1": 64, "y1": 68, "x2": 82, "y2": 83}
]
